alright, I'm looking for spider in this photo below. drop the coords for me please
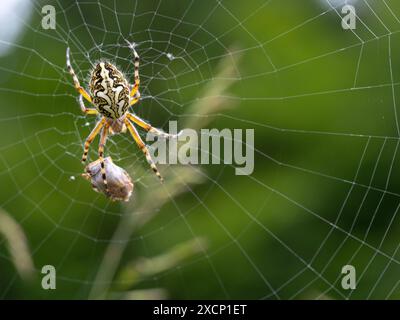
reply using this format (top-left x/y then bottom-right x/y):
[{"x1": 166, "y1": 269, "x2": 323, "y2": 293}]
[{"x1": 66, "y1": 46, "x2": 177, "y2": 194}]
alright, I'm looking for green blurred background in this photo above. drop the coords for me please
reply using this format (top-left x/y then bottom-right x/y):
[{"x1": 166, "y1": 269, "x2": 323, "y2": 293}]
[{"x1": 1, "y1": 0, "x2": 400, "y2": 299}]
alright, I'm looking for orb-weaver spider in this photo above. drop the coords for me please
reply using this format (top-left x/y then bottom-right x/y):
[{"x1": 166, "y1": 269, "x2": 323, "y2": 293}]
[{"x1": 66, "y1": 46, "x2": 177, "y2": 194}]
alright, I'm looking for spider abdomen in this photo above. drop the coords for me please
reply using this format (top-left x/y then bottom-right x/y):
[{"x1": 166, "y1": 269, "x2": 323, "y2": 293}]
[{"x1": 89, "y1": 62, "x2": 130, "y2": 119}]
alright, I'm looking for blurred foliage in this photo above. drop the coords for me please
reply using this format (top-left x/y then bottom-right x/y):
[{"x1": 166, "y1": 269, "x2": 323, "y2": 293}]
[
  {"x1": 0, "y1": 209, "x2": 34, "y2": 281},
  {"x1": 1, "y1": 0, "x2": 400, "y2": 299}
]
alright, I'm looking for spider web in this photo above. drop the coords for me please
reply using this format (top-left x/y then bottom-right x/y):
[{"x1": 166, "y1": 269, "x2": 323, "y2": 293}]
[{"x1": 1, "y1": 0, "x2": 400, "y2": 299}]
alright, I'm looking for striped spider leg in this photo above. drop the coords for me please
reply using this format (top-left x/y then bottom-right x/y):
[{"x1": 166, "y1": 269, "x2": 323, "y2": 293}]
[{"x1": 67, "y1": 48, "x2": 110, "y2": 192}]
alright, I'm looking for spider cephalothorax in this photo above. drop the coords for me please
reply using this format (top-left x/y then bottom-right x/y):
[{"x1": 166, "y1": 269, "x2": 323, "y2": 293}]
[{"x1": 66, "y1": 46, "x2": 178, "y2": 195}]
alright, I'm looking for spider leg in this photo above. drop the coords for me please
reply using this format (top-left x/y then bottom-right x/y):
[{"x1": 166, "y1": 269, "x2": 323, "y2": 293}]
[
  {"x1": 79, "y1": 95, "x2": 98, "y2": 115},
  {"x1": 66, "y1": 47, "x2": 92, "y2": 103},
  {"x1": 129, "y1": 46, "x2": 140, "y2": 98},
  {"x1": 124, "y1": 118, "x2": 164, "y2": 182},
  {"x1": 98, "y1": 123, "x2": 110, "y2": 194},
  {"x1": 129, "y1": 91, "x2": 141, "y2": 106},
  {"x1": 82, "y1": 118, "x2": 106, "y2": 163},
  {"x1": 127, "y1": 113, "x2": 180, "y2": 139}
]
